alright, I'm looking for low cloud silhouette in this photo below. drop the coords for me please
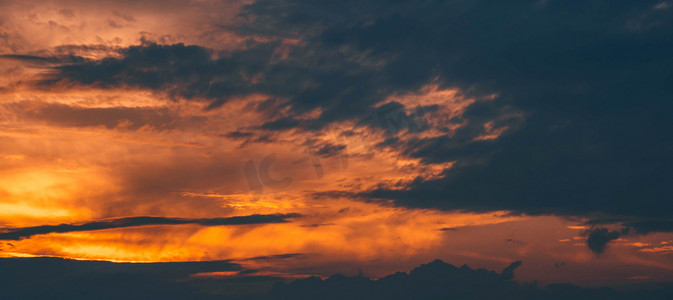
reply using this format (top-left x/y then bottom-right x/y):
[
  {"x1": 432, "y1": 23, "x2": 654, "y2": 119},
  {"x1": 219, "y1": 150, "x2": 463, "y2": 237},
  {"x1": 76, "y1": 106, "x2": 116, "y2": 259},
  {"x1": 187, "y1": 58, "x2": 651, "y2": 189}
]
[
  {"x1": 2, "y1": 257, "x2": 673, "y2": 299},
  {"x1": 0, "y1": 257, "x2": 240, "y2": 300},
  {"x1": 266, "y1": 259, "x2": 673, "y2": 300}
]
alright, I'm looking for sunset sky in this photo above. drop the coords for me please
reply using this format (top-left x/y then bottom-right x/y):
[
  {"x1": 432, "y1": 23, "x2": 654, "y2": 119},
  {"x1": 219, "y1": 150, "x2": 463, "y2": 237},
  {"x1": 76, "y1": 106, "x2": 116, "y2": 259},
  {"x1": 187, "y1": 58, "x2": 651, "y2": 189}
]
[{"x1": 1, "y1": 0, "x2": 673, "y2": 298}]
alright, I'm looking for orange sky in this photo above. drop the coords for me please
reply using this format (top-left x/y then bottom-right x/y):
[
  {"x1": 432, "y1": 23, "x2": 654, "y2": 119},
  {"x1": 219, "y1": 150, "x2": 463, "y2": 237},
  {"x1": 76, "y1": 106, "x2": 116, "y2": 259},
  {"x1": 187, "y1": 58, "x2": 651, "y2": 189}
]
[{"x1": 2, "y1": 0, "x2": 673, "y2": 287}]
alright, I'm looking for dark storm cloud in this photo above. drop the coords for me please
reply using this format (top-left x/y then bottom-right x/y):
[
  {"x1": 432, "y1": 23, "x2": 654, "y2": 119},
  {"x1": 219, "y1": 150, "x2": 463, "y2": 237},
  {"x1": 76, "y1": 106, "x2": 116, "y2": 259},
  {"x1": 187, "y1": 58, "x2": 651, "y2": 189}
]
[
  {"x1": 36, "y1": 26, "x2": 440, "y2": 131},
  {"x1": 624, "y1": 220, "x2": 673, "y2": 234},
  {"x1": 301, "y1": 0, "x2": 673, "y2": 221},
  {"x1": 580, "y1": 219, "x2": 673, "y2": 253},
  {"x1": 585, "y1": 227, "x2": 628, "y2": 255},
  {"x1": 0, "y1": 213, "x2": 301, "y2": 240},
  {"x1": 37, "y1": 42, "x2": 276, "y2": 106},
  {"x1": 34, "y1": 0, "x2": 673, "y2": 231}
]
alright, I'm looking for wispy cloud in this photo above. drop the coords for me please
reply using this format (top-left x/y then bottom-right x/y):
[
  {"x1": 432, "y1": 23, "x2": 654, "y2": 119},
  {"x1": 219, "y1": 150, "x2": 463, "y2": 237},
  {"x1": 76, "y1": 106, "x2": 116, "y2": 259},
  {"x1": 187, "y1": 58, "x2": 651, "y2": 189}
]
[{"x1": 0, "y1": 213, "x2": 301, "y2": 240}]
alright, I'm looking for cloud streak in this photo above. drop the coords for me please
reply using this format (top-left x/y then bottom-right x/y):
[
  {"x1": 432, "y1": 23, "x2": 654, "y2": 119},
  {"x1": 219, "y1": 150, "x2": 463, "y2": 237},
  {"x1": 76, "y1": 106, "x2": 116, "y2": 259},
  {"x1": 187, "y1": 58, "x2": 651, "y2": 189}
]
[{"x1": 0, "y1": 213, "x2": 301, "y2": 240}]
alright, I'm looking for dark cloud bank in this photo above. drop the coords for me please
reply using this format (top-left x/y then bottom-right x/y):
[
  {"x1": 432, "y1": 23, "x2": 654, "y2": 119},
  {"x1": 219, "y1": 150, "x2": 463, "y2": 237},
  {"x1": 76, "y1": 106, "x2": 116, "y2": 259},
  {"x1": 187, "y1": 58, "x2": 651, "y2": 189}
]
[
  {"x1": 36, "y1": 0, "x2": 673, "y2": 231},
  {"x1": 3, "y1": 257, "x2": 673, "y2": 300}
]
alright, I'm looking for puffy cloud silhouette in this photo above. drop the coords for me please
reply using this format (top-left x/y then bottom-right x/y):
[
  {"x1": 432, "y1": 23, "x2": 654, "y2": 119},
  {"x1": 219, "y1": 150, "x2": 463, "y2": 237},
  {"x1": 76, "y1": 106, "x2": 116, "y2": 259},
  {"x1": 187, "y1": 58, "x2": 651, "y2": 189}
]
[
  {"x1": 266, "y1": 259, "x2": 673, "y2": 300},
  {"x1": 585, "y1": 228, "x2": 626, "y2": 254},
  {"x1": 4, "y1": 257, "x2": 673, "y2": 300}
]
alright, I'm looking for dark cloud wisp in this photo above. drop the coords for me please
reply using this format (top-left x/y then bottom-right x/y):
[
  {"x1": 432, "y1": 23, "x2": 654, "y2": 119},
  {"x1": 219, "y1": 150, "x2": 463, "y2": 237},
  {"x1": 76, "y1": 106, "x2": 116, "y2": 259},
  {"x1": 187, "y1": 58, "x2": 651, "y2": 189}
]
[{"x1": 0, "y1": 213, "x2": 301, "y2": 240}]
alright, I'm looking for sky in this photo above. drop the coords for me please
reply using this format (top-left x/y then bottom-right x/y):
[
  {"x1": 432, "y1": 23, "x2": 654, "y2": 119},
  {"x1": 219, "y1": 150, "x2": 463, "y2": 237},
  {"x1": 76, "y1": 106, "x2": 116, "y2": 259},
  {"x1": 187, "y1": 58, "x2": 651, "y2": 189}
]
[{"x1": 1, "y1": 0, "x2": 673, "y2": 298}]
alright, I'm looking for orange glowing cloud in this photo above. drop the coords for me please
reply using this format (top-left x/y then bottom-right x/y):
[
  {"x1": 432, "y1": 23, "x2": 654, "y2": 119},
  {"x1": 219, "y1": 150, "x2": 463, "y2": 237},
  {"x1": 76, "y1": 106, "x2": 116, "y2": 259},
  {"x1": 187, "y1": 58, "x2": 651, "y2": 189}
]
[
  {"x1": 0, "y1": 0, "x2": 255, "y2": 55},
  {"x1": 1, "y1": 59, "x2": 521, "y2": 274}
]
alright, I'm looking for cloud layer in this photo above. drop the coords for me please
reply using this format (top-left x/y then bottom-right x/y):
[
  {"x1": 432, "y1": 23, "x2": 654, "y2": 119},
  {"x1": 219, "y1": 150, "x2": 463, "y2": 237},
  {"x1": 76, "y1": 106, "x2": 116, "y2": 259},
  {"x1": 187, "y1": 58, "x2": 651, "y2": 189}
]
[{"x1": 2, "y1": 0, "x2": 673, "y2": 288}]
